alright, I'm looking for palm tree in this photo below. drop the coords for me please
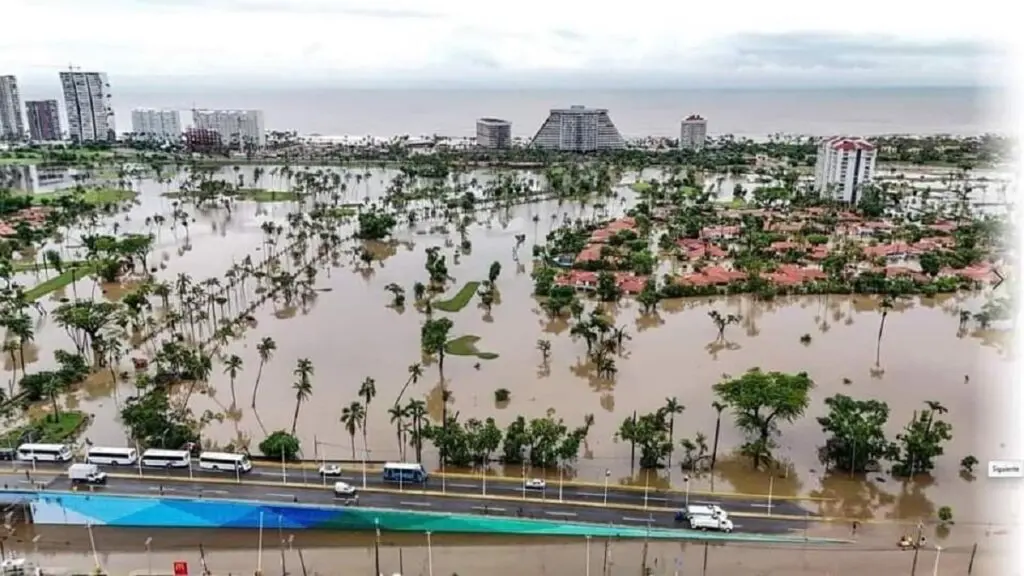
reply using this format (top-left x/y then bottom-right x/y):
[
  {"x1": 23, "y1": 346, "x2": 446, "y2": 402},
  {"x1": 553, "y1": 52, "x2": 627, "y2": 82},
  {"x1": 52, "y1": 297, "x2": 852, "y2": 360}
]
[
  {"x1": 358, "y1": 377, "x2": 376, "y2": 451},
  {"x1": 537, "y1": 339, "x2": 551, "y2": 362},
  {"x1": 387, "y1": 404, "x2": 407, "y2": 459},
  {"x1": 711, "y1": 401, "x2": 726, "y2": 470},
  {"x1": 7, "y1": 313, "x2": 34, "y2": 378},
  {"x1": 663, "y1": 397, "x2": 684, "y2": 465},
  {"x1": 42, "y1": 373, "x2": 63, "y2": 421},
  {"x1": 405, "y1": 399, "x2": 427, "y2": 463},
  {"x1": 876, "y1": 296, "x2": 894, "y2": 364},
  {"x1": 289, "y1": 358, "x2": 314, "y2": 435},
  {"x1": 251, "y1": 336, "x2": 277, "y2": 408},
  {"x1": 394, "y1": 363, "x2": 422, "y2": 406},
  {"x1": 224, "y1": 354, "x2": 243, "y2": 407},
  {"x1": 340, "y1": 401, "x2": 365, "y2": 460}
]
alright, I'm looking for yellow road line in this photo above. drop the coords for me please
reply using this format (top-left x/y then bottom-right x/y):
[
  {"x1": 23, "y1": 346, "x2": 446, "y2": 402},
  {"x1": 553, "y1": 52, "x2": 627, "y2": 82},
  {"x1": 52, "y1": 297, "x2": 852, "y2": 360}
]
[
  {"x1": 104, "y1": 473, "x2": 827, "y2": 524},
  {"x1": 251, "y1": 461, "x2": 833, "y2": 503}
]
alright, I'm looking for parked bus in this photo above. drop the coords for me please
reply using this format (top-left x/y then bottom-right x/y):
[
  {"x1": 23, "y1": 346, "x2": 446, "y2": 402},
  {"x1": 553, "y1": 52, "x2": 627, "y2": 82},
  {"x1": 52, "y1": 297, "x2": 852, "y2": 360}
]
[
  {"x1": 17, "y1": 443, "x2": 73, "y2": 462},
  {"x1": 140, "y1": 449, "x2": 191, "y2": 468},
  {"x1": 382, "y1": 462, "x2": 428, "y2": 484},
  {"x1": 198, "y1": 452, "x2": 252, "y2": 473},
  {"x1": 86, "y1": 446, "x2": 138, "y2": 466}
]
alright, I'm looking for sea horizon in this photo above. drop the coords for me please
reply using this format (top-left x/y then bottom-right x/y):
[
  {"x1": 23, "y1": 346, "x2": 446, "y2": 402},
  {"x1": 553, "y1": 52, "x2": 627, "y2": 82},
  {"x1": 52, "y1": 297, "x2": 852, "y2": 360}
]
[{"x1": 16, "y1": 85, "x2": 1012, "y2": 140}]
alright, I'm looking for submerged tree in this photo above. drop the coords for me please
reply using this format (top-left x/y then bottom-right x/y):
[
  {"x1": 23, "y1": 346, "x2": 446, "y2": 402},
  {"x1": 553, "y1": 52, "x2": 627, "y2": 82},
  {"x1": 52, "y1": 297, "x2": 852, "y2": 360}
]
[
  {"x1": 892, "y1": 401, "x2": 953, "y2": 477},
  {"x1": 713, "y1": 369, "x2": 814, "y2": 468},
  {"x1": 817, "y1": 394, "x2": 897, "y2": 473}
]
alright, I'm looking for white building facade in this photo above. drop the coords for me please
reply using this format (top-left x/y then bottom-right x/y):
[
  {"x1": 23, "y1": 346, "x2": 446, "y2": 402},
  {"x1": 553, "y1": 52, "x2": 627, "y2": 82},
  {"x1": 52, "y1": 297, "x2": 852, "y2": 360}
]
[
  {"x1": 530, "y1": 105, "x2": 624, "y2": 152},
  {"x1": 192, "y1": 109, "x2": 265, "y2": 148},
  {"x1": 679, "y1": 114, "x2": 707, "y2": 150},
  {"x1": 813, "y1": 136, "x2": 877, "y2": 204},
  {"x1": 59, "y1": 70, "x2": 115, "y2": 142},
  {"x1": 131, "y1": 108, "x2": 182, "y2": 141},
  {"x1": 0, "y1": 75, "x2": 24, "y2": 140},
  {"x1": 476, "y1": 118, "x2": 512, "y2": 149}
]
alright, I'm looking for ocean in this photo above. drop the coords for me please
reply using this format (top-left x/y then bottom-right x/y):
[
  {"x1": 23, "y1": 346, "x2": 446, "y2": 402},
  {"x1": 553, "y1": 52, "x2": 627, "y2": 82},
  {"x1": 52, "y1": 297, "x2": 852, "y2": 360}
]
[{"x1": 90, "y1": 87, "x2": 1011, "y2": 138}]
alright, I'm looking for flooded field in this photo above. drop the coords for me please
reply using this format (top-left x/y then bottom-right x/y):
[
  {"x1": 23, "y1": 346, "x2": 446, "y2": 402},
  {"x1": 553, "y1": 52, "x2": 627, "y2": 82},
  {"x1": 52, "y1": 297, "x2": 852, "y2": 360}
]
[
  {"x1": 4, "y1": 164, "x2": 1011, "y2": 533},
  {"x1": 1, "y1": 523, "x2": 1010, "y2": 575}
]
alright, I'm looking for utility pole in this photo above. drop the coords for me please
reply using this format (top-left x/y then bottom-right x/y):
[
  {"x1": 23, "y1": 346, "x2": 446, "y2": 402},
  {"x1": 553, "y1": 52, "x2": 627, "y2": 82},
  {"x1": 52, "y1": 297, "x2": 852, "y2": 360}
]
[
  {"x1": 702, "y1": 541, "x2": 709, "y2": 576},
  {"x1": 910, "y1": 522, "x2": 924, "y2": 576}
]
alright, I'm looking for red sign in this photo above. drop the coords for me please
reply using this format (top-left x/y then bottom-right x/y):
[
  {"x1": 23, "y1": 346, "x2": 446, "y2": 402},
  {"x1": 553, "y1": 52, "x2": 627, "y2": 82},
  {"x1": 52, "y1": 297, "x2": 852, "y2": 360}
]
[{"x1": 173, "y1": 561, "x2": 189, "y2": 576}]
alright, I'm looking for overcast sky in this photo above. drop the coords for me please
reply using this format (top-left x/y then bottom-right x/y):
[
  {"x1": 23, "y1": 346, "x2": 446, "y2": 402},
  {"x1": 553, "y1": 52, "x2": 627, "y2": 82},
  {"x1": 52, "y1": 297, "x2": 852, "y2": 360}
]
[{"x1": 0, "y1": 0, "x2": 1009, "y2": 89}]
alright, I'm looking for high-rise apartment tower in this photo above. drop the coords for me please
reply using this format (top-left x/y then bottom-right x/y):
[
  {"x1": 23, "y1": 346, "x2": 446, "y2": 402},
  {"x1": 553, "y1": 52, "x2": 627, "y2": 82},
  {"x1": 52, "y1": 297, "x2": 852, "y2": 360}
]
[
  {"x1": 59, "y1": 69, "x2": 116, "y2": 142},
  {"x1": 679, "y1": 114, "x2": 707, "y2": 150},
  {"x1": 0, "y1": 76, "x2": 25, "y2": 140},
  {"x1": 476, "y1": 118, "x2": 512, "y2": 149},
  {"x1": 813, "y1": 136, "x2": 877, "y2": 204},
  {"x1": 25, "y1": 100, "x2": 62, "y2": 141},
  {"x1": 529, "y1": 105, "x2": 624, "y2": 152}
]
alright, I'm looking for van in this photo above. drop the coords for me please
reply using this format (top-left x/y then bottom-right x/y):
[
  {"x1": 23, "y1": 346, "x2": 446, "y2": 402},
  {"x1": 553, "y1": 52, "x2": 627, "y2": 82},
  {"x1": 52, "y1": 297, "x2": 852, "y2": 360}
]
[
  {"x1": 68, "y1": 463, "x2": 107, "y2": 485},
  {"x1": 688, "y1": 514, "x2": 734, "y2": 533},
  {"x1": 677, "y1": 504, "x2": 728, "y2": 521}
]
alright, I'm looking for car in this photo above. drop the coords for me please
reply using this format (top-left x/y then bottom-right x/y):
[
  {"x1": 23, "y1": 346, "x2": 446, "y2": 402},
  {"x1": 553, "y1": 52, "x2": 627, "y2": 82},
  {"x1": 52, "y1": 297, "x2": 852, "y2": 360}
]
[
  {"x1": 524, "y1": 478, "x2": 546, "y2": 490},
  {"x1": 319, "y1": 464, "x2": 343, "y2": 476},
  {"x1": 333, "y1": 481, "x2": 357, "y2": 497}
]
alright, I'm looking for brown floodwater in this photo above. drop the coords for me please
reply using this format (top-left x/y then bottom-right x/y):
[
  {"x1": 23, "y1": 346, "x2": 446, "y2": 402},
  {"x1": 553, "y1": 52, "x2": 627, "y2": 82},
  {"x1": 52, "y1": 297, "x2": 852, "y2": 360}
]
[{"x1": 6, "y1": 165, "x2": 1011, "y2": 533}]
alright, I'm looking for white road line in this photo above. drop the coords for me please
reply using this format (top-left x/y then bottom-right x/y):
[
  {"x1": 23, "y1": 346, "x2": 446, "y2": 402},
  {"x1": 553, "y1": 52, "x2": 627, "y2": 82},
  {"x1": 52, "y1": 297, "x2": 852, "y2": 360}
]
[
  {"x1": 576, "y1": 492, "x2": 605, "y2": 497},
  {"x1": 693, "y1": 501, "x2": 720, "y2": 506},
  {"x1": 471, "y1": 506, "x2": 505, "y2": 512},
  {"x1": 622, "y1": 517, "x2": 655, "y2": 523},
  {"x1": 205, "y1": 489, "x2": 228, "y2": 495},
  {"x1": 146, "y1": 486, "x2": 177, "y2": 492},
  {"x1": 265, "y1": 493, "x2": 295, "y2": 498},
  {"x1": 749, "y1": 504, "x2": 773, "y2": 508},
  {"x1": 448, "y1": 483, "x2": 477, "y2": 489},
  {"x1": 400, "y1": 501, "x2": 432, "y2": 507},
  {"x1": 545, "y1": 511, "x2": 577, "y2": 517}
]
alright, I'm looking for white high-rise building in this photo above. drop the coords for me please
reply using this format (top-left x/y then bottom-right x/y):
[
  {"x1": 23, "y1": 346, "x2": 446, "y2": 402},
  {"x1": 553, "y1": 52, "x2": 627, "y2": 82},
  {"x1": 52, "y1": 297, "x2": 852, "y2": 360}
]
[
  {"x1": 813, "y1": 136, "x2": 877, "y2": 204},
  {"x1": 192, "y1": 109, "x2": 265, "y2": 148},
  {"x1": 131, "y1": 108, "x2": 182, "y2": 141},
  {"x1": 679, "y1": 114, "x2": 707, "y2": 150},
  {"x1": 0, "y1": 75, "x2": 25, "y2": 140},
  {"x1": 59, "y1": 70, "x2": 115, "y2": 142},
  {"x1": 530, "y1": 105, "x2": 624, "y2": 152}
]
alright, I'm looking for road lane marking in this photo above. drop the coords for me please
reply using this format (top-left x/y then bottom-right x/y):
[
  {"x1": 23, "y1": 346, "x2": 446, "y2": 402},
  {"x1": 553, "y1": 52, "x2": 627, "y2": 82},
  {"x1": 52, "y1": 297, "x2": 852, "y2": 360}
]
[
  {"x1": 749, "y1": 504, "x2": 773, "y2": 508},
  {"x1": 265, "y1": 493, "x2": 295, "y2": 498},
  {"x1": 576, "y1": 492, "x2": 604, "y2": 497},
  {"x1": 400, "y1": 501, "x2": 432, "y2": 507},
  {"x1": 205, "y1": 489, "x2": 228, "y2": 495},
  {"x1": 448, "y1": 483, "x2": 477, "y2": 489},
  {"x1": 622, "y1": 517, "x2": 656, "y2": 523},
  {"x1": 544, "y1": 511, "x2": 577, "y2": 517},
  {"x1": 471, "y1": 506, "x2": 505, "y2": 512}
]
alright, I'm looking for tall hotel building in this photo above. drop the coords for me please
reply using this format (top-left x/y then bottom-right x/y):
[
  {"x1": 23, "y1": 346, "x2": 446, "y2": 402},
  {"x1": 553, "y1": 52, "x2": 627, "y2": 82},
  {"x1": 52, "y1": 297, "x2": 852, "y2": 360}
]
[
  {"x1": 0, "y1": 75, "x2": 25, "y2": 140},
  {"x1": 529, "y1": 105, "x2": 624, "y2": 152},
  {"x1": 192, "y1": 109, "x2": 265, "y2": 148},
  {"x1": 813, "y1": 136, "x2": 877, "y2": 204},
  {"x1": 679, "y1": 114, "x2": 707, "y2": 150},
  {"x1": 59, "y1": 70, "x2": 116, "y2": 142},
  {"x1": 131, "y1": 108, "x2": 182, "y2": 141},
  {"x1": 25, "y1": 100, "x2": 62, "y2": 141},
  {"x1": 476, "y1": 118, "x2": 512, "y2": 149}
]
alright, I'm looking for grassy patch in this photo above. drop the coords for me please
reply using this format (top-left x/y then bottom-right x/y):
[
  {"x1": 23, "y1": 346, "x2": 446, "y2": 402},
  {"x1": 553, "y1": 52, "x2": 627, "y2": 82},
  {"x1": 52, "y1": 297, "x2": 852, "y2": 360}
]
[
  {"x1": 32, "y1": 188, "x2": 138, "y2": 206},
  {"x1": 23, "y1": 263, "x2": 96, "y2": 301},
  {"x1": 12, "y1": 259, "x2": 86, "y2": 273},
  {"x1": 433, "y1": 281, "x2": 481, "y2": 313},
  {"x1": 631, "y1": 181, "x2": 653, "y2": 193},
  {"x1": 0, "y1": 411, "x2": 88, "y2": 446},
  {"x1": 445, "y1": 335, "x2": 499, "y2": 360}
]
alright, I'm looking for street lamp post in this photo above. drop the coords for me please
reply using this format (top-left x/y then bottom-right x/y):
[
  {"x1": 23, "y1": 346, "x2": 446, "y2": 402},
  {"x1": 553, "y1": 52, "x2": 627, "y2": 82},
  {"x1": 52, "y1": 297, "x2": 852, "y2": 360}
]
[
  {"x1": 145, "y1": 537, "x2": 152, "y2": 576},
  {"x1": 684, "y1": 475, "x2": 690, "y2": 507},
  {"x1": 603, "y1": 469, "x2": 610, "y2": 505},
  {"x1": 585, "y1": 535, "x2": 591, "y2": 576},
  {"x1": 932, "y1": 546, "x2": 943, "y2": 576}
]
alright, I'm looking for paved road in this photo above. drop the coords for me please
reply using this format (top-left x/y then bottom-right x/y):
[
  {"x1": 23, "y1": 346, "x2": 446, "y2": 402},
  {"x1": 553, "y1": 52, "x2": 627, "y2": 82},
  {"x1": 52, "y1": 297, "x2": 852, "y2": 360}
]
[
  {"x1": 0, "y1": 469, "x2": 814, "y2": 537},
  {"x1": 8, "y1": 461, "x2": 813, "y2": 519}
]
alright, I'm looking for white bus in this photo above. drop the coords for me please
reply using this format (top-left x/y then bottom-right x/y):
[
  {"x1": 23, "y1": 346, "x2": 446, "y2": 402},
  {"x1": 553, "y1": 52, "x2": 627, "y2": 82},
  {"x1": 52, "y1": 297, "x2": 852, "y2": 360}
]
[
  {"x1": 198, "y1": 452, "x2": 252, "y2": 473},
  {"x1": 382, "y1": 462, "x2": 428, "y2": 484},
  {"x1": 86, "y1": 446, "x2": 138, "y2": 466},
  {"x1": 17, "y1": 443, "x2": 73, "y2": 462},
  {"x1": 140, "y1": 449, "x2": 191, "y2": 468}
]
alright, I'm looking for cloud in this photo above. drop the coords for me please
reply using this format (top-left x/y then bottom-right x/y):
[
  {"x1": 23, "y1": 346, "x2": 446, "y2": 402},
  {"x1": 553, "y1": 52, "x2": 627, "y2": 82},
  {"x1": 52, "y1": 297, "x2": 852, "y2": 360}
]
[{"x1": 94, "y1": 0, "x2": 443, "y2": 18}]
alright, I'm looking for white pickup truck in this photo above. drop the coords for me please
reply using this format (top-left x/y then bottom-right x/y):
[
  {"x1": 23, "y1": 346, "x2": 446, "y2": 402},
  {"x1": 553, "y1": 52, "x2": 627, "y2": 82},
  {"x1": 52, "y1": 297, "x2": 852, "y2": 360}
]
[
  {"x1": 674, "y1": 504, "x2": 728, "y2": 524},
  {"x1": 688, "y1": 514, "x2": 734, "y2": 533}
]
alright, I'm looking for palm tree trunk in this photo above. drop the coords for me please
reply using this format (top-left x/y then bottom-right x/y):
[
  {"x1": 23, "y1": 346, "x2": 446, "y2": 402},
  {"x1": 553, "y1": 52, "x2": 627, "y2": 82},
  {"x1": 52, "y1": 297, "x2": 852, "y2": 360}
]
[
  {"x1": 291, "y1": 401, "x2": 301, "y2": 435},
  {"x1": 251, "y1": 361, "x2": 265, "y2": 408},
  {"x1": 667, "y1": 417, "x2": 675, "y2": 467},
  {"x1": 414, "y1": 419, "x2": 422, "y2": 463},
  {"x1": 349, "y1": 434, "x2": 356, "y2": 460},
  {"x1": 229, "y1": 377, "x2": 236, "y2": 407},
  {"x1": 395, "y1": 375, "x2": 414, "y2": 406},
  {"x1": 50, "y1": 393, "x2": 59, "y2": 420},
  {"x1": 438, "y1": 352, "x2": 447, "y2": 464},
  {"x1": 711, "y1": 413, "x2": 722, "y2": 470}
]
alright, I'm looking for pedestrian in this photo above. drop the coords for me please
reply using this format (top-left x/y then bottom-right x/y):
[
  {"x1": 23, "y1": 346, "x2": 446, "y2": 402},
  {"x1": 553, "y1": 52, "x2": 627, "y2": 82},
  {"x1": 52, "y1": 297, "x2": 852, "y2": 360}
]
[{"x1": 852, "y1": 520, "x2": 859, "y2": 536}]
